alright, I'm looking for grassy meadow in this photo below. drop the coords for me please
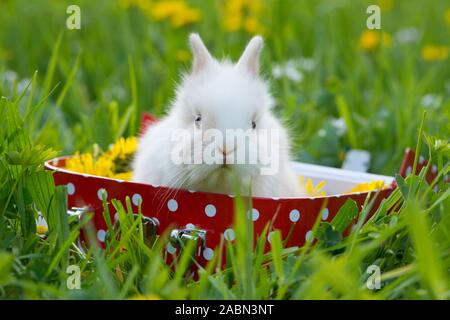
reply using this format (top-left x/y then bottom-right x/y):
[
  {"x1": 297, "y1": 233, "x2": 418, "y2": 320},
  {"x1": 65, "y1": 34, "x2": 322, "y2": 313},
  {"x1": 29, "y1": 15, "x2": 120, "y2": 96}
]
[{"x1": 0, "y1": 0, "x2": 449, "y2": 299}]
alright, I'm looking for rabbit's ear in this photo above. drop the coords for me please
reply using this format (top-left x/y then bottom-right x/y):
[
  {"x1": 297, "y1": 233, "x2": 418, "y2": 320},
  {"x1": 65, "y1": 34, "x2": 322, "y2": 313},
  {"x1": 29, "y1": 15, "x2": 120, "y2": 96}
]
[
  {"x1": 236, "y1": 36, "x2": 263, "y2": 76},
  {"x1": 189, "y1": 33, "x2": 213, "y2": 73}
]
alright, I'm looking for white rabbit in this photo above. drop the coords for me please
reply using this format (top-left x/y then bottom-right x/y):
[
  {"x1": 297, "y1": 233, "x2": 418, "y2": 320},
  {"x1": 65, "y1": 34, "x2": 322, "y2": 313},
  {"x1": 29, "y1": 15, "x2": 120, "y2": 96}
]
[{"x1": 132, "y1": 34, "x2": 305, "y2": 198}]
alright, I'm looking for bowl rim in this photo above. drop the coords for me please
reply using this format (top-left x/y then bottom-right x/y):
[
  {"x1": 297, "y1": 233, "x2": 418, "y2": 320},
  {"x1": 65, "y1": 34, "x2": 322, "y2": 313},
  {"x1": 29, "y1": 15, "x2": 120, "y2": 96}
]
[{"x1": 45, "y1": 156, "x2": 396, "y2": 201}]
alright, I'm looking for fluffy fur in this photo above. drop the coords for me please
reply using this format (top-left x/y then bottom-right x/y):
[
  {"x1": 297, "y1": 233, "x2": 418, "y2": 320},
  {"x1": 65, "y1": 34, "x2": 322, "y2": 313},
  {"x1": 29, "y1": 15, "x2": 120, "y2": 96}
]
[{"x1": 132, "y1": 34, "x2": 304, "y2": 198}]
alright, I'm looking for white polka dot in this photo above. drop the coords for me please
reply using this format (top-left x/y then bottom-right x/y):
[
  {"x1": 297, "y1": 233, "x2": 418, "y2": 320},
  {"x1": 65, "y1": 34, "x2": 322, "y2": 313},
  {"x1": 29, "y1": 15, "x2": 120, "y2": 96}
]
[
  {"x1": 431, "y1": 165, "x2": 437, "y2": 174},
  {"x1": 97, "y1": 229, "x2": 106, "y2": 242},
  {"x1": 405, "y1": 166, "x2": 412, "y2": 176},
  {"x1": 227, "y1": 194, "x2": 235, "y2": 198},
  {"x1": 186, "y1": 223, "x2": 195, "y2": 230},
  {"x1": 289, "y1": 209, "x2": 300, "y2": 222},
  {"x1": 167, "y1": 199, "x2": 178, "y2": 212},
  {"x1": 132, "y1": 193, "x2": 142, "y2": 206},
  {"x1": 247, "y1": 208, "x2": 259, "y2": 221},
  {"x1": 97, "y1": 188, "x2": 108, "y2": 201},
  {"x1": 322, "y1": 208, "x2": 329, "y2": 220},
  {"x1": 305, "y1": 230, "x2": 313, "y2": 243},
  {"x1": 224, "y1": 228, "x2": 235, "y2": 241},
  {"x1": 188, "y1": 189, "x2": 196, "y2": 193},
  {"x1": 433, "y1": 185, "x2": 438, "y2": 193},
  {"x1": 67, "y1": 183, "x2": 75, "y2": 195},
  {"x1": 114, "y1": 213, "x2": 119, "y2": 222},
  {"x1": 267, "y1": 231, "x2": 275, "y2": 243},
  {"x1": 167, "y1": 242, "x2": 176, "y2": 254},
  {"x1": 389, "y1": 215, "x2": 398, "y2": 228},
  {"x1": 203, "y1": 247, "x2": 214, "y2": 261},
  {"x1": 419, "y1": 155, "x2": 425, "y2": 164},
  {"x1": 205, "y1": 204, "x2": 216, "y2": 217}
]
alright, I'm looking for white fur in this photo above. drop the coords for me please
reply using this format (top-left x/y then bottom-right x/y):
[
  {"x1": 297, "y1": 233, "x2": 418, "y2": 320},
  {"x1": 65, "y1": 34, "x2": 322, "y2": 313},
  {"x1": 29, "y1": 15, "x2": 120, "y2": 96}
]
[{"x1": 132, "y1": 34, "x2": 305, "y2": 198}]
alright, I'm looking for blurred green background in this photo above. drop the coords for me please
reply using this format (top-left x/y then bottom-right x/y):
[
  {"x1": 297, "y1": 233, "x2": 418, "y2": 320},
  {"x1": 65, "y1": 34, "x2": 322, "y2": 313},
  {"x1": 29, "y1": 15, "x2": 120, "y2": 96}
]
[{"x1": 1, "y1": 0, "x2": 448, "y2": 174}]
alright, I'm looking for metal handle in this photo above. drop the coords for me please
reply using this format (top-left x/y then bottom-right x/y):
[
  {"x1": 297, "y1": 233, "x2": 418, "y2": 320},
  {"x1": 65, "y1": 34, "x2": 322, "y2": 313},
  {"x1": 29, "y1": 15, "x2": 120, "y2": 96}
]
[{"x1": 170, "y1": 228, "x2": 207, "y2": 258}]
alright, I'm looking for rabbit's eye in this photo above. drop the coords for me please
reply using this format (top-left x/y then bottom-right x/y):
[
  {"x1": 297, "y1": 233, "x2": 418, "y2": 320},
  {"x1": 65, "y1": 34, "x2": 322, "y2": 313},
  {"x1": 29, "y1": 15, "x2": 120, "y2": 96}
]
[
  {"x1": 252, "y1": 120, "x2": 256, "y2": 129},
  {"x1": 195, "y1": 115, "x2": 202, "y2": 127}
]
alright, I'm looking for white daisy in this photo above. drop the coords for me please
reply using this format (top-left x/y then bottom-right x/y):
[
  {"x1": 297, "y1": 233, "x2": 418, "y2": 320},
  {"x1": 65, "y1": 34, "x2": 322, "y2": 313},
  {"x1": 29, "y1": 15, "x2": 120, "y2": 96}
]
[{"x1": 36, "y1": 215, "x2": 48, "y2": 238}]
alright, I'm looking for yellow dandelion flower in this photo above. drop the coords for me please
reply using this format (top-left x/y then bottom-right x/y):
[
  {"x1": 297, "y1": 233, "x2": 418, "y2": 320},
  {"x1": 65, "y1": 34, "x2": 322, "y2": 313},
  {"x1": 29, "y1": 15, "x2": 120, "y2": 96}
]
[
  {"x1": 298, "y1": 176, "x2": 327, "y2": 197},
  {"x1": 151, "y1": 0, "x2": 184, "y2": 21},
  {"x1": 421, "y1": 44, "x2": 449, "y2": 61},
  {"x1": 105, "y1": 137, "x2": 138, "y2": 161},
  {"x1": 170, "y1": 7, "x2": 201, "y2": 28},
  {"x1": 223, "y1": 0, "x2": 265, "y2": 34},
  {"x1": 224, "y1": 14, "x2": 242, "y2": 32},
  {"x1": 66, "y1": 137, "x2": 137, "y2": 179},
  {"x1": 66, "y1": 153, "x2": 95, "y2": 175},
  {"x1": 227, "y1": 0, "x2": 244, "y2": 14},
  {"x1": 111, "y1": 172, "x2": 134, "y2": 181},
  {"x1": 244, "y1": 17, "x2": 264, "y2": 34},
  {"x1": 358, "y1": 30, "x2": 392, "y2": 52},
  {"x1": 359, "y1": 30, "x2": 379, "y2": 51},
  {"x1": 349, "y1": 180, "x2": 385, "y2": 193},
  {"x1": 151, "y1": 0, "x2": 201, "y2": 27}
]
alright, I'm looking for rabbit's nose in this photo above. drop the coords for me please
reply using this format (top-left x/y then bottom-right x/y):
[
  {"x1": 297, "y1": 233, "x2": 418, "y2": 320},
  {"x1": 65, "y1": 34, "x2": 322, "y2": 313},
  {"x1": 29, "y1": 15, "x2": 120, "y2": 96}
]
[
  {"x1": 217, "y1": 146, "x2": 235, "y2": 156},
  {"x1": 217, "y1": 146, "x2": 236, "y2": 165}
]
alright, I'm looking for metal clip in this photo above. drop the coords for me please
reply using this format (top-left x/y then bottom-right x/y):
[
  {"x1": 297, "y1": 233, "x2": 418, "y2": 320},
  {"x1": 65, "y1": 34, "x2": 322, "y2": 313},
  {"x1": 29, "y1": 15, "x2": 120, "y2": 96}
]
[
  {"x1": 170, "y1": 228, "x2": 207, "y2": 258},
  {"x1": 140, "y1": 216, "x2": 159, "y2": 247},
  {"x1": 67, "y1": 206, "x2": 92, "y2": 219},
  {"x1": 67, "y1": 207, "x2": 93, "y2": 256}
]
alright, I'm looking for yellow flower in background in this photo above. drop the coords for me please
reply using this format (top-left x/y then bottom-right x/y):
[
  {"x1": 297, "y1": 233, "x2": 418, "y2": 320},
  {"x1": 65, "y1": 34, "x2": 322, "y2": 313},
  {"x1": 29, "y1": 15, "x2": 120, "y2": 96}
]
[
  {"x1": 298, "y1": 176, "x2": 327, "y2": 197},
  {"x1": 358, "y1": 30, "x2": 392, "y2": 51},
  {"x1": 118, "y1": 0, "x2": 200, "y2": 28},
  {"x1": 349, "y1": 180, "x2": 385, "y2": 193},
  {"x1": 150, "y1": 0, "x2": 201, "y2": 27},
  {"x1": 421, "y1": 44, "x2": 449, "y2": 61},
  {"x1": 244, "y1": 17, "x2": 261, "y2": 34},
  {"x1": 223, "y1": 0, "x2": 265, "y2": 34},
  {"x1": 445, "y1": 8, "x2": 450, "y2": 26},
  {"x1": 151, "y1": 0, "x2": 184, "y2": 20}
]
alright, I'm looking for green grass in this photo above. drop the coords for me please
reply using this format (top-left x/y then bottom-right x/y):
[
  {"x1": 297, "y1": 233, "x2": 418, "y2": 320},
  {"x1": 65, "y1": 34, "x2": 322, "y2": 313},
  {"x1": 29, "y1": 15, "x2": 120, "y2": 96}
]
[{"x1": 0, "y1": 0, "x2": 449, "y2": 299}]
